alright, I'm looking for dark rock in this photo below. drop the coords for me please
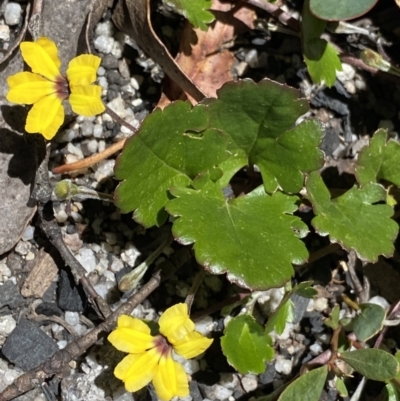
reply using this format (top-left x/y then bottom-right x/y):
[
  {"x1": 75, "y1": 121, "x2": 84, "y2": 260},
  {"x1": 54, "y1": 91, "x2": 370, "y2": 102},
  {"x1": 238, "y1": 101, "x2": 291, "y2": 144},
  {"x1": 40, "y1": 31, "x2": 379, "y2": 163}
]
[
  {"x1": 107, "y1": 85, "x2": 120, "y2": 102},
  {"x1": 2, "y1": 319, "x2": 58, "y2": 371},
  {"x1": 101, "y1": 54, "x2": 119, "y2": 70},
  {"x1": 106, "y1": 70, "x2": 124, "y2": 86},
  {"x1": 189, "y1": 381, "x2": 203, "y2": 401},
  {"x1": 0, "y1": 280, "x2": 24, "y2": 309},
  {"x1": 58, "y1": 269, "x2": 85, "y2": 312},
  {"x1": 35, "y1": 302, "x2": 63, "y2": 317},
  {"x1": 259, "y1": 363, "x2": 276, "y2": 385}
]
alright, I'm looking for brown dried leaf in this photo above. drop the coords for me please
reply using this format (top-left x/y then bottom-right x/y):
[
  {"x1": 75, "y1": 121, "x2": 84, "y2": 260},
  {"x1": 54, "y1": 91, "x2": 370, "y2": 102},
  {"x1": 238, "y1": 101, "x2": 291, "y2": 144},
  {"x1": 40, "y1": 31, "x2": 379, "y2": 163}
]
[
  {"x1": 159, "y1": 0, "x2": 256, "y2": 107},
  {"x1": 113, "y1": 0, "x2": 206, "y2": 102},
  {"x1": 21, "y1": 250, "x2": 58, "y2": 298}
]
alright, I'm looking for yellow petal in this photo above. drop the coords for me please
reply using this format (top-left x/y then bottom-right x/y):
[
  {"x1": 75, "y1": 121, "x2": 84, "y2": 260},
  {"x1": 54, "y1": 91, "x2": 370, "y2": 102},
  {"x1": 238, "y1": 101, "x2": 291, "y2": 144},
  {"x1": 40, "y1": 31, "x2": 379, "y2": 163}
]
[
  {"x1": 173, "y1": 331, "x2": 213, "y2": 359},
  {"x1": 67, "y1": 54, "x2": 101, "y2": 86},
  {"x1": 25, "y1": 94, "x2": 64, "y2": 140},
  {"x1": 114, "y1": 348, "x2": 160, "y2": 393},
  {"x1": 108, "y1": 315, "x2": 154, "y2": 353},
  {"x1": 6, "y1": 72, "x2": 56, "y2": 104},
  {"x1": 69, "y1": 85, "x2": 105, "y2": 116},
  {"x1": 159, "y1": 303, "x2": 195, "y2": 344},
  {"x1": 153, "y1": 352, "x2": 189, "y2": 401},
  {"x1": 20, "y1": 38, "x2": 61, "y2": 81}
]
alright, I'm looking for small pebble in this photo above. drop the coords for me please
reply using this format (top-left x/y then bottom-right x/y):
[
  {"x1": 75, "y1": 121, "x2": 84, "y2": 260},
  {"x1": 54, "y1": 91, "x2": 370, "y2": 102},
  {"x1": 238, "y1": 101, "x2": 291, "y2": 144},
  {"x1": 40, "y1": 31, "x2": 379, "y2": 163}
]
[
  {"x1": 15, "y1": 241, "x2": 30, "y2": 256},
  {"x1": 219, "y1": 373, "x2": 239, "y2": 390},
  {"x1": 195, "y1": 316, "x2": 214, "y2": 337},
  {"x1": 275, "y1": 356, "x2": 293, "y2": 375},
  {"x1": 0, "y1": 25, "x2": 10, "y2": 41},
  {"x1": 105, "y1": 232, "x2": 117, "y2": 246},
  {"x1": 95, "y1": 21, "x2": 114, "y2": 37},
  {"x1": 93, "y1": 124, "x2": 104, "y2": 138},
  {"x1": 81, "y1": 120, "x2": 94, "y2": 137},
  {"x1": 22, "y1": 225, "x2": 35, "y2": 241},
  {"x1": 120, "y1": 243, "x2": 141, "y2": 267},
  {"x1": 94, "y1": 35, "x2": 115, "y2": 54},
  {"x1": 65, "y1": 311, "x2": 80, "y2": 326},
  {"x1": 313, "y1": 297, "x2": 328, "y2": 312},
  {"x1": 56, "y1": 128, "x2": 78, "y2": 143},
  {"x1": 241, "y1": 374, "x2": 258, "y2": 393},
  {"x1": 183, "y1": 359, "x2": 200, "y2": 375},
  {"x1": 76, "y1": 248, "x2": 97, "y2": 274},
  {"x1": 4, "y1": 2, "x2": 22, "y2": 25},
  {"x1": 310, "y1": 343, "x2": 323, "y2": 355},
  {"x1": 94, "y1": 159, "x2": 115, "y2": 181},
  {"x1": 25, "y1": 251, "x2": 35, "y2": 261},
  {"x1": 0, "y1": 315, "x2": 16, "y2": 336}
]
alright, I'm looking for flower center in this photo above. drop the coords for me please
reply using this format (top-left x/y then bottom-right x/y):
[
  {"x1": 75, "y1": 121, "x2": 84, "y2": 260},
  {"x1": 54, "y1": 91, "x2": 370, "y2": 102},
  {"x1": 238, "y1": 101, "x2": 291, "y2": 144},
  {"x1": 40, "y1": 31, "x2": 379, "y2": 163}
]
[
  {"x1": 54, "y1": 76, "x2": 69, "y2": 100},
  {"x1": 153, "y1": 335, "x2": 171, "y2": 357}
]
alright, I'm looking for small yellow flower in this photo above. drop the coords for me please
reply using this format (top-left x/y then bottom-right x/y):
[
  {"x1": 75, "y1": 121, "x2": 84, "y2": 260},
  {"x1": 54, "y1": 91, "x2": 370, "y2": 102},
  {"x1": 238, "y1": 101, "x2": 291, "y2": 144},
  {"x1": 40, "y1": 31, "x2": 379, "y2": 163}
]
[
  {"x1": 108, "y1": 303, "x2": 213, "y2": 401},
  {"x1": 6, "y1": 37, "x2": 105, "y2": 140}
]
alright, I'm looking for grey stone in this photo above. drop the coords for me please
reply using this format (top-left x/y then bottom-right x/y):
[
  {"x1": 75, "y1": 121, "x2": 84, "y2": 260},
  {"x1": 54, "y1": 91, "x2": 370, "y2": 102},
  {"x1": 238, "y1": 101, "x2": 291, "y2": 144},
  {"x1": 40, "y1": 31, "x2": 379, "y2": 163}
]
[
  {"x1": 2, "y1": 319, "x2": 58, "y2": 371},
  {"x1": 58, "y1": 269, "x2": 85, "y2": 312},
  {"x1": 102, "y1": 54, "x2": 119, "y2": 70},
  {"x1": 0, "y1": 280, "x2": 24, "y2": 309}
]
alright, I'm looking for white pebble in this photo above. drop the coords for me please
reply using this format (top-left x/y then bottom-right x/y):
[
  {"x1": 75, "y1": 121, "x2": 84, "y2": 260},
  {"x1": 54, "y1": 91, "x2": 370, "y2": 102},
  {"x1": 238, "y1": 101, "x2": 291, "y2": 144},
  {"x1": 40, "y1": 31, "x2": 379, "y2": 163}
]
[
  {"x1": 0, "y1": 315, "x2": 16, "y2": 336},
  {"x1": 15, "y1": 240, "x2": 30, "y2": 256},
  {"x1": 98, "y1": 76, "x2": 108, "y2": 90},
  {"x1": 0, "y1": 25, "x2": 10, "y2": 41},
  {"x1": 219, "y1": 373, "x2": 239, "y2": 390},
  {"x1": 110, "y1": 257, "x2": 124, "y2": 273},
  {"x1": 98, "y1": 139, "x2": 106, "y2": 153},
  {"x1": 131, "y1": 98, "x2": 143, "y2": 108},
  {"x1": 313, "y1": 297, "x2": 328, "y2": 312},
  {"x1": 111, "y1": 40, "x2": 124, "y2": 59},
  {"x1": 336, "y1": 63, "x2": 356, "y2": 82},
  {"x1": 310, "y1": 343, "x2": 323, "y2": 355},
  {"x1": 81, "y1": 120, "x2": 94, "y2": 137},
  {"x1": 25, "y1": 251, "x2": 35, "y2": 261},
  {"x1": 204, "y1": 384, "x2": 232, "y2": 401},
  {"x1": 94, "y1": 35, "x2": 114, "y2": 54},
  {"x1": 241, "y1": 374, "x2": 258, "y2": 393},
  {"x1": 65, "y1": 311, "x2": 80, "y2": 326},
  {"x1": 0, "y1": 263, "x2": 11, "y2": 278},
  {"x1": 57, "y1": 340, "x2": 68, "y2": 349},
  {"x1": 97, "y1": 66, "x2": 105, "y2": 76},
  {"x1": 4, "y1": 3, "x2": 22, "y2": 26},
  {"x1": 76, "y1": 248, "x2": 97, "y2": 273},
  {"x1": 195, "y1": 316, "x2": 214, "y2": 337},
  {"x1": 93, "y1": 124, "x2": 103, "y2": 138},
  {"x1": 183, "y1": 359, "x2": 199, "y2": 375},
  {"x1": 55, "y1": 209, "x2": 68, "y2": 224},
  {"x1": 95, "y1": 21, "x2": 114, "y2": 37},
  {"x1": 275, "y1": 356, "x2": 293, "y2": 375},
  {"x1": 66, "y1": 143, "x2": 84, "y2": 159},
  {"x1": 4, "y1": 369, "x2": 21, "y2": 386},
  {"x1": 120, "y1": 243, "x2": 141, "y2": 267},
  {"x1": 107, "y1": 97, "x2": 128, "y2": 118},
  {"x1": 94, "y1": 159, "x2": 115, "y2": 181},
  {"x1": 22, "y1": 225, "x2": 35, "y2": 241}
]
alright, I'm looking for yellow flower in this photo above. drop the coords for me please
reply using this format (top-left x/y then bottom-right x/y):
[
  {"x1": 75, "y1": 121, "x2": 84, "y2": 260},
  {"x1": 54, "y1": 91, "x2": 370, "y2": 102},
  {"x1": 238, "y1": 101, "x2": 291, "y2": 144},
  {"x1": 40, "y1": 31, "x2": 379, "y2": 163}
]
[
  {"x1": 6, "y1": 37, "x2": 105, "y2": 140},
  {"x1": 108, "y1": 303, "x2": 213, "y2": 401}
]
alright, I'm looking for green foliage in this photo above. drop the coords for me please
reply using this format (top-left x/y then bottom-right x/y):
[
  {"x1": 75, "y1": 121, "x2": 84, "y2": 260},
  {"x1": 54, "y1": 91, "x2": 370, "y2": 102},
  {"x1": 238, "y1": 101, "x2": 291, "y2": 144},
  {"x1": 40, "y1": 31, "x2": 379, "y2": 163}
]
[
  {"x1": 356, "y1": 129, "x2": 400, "y2": 187},
  {"x1": 206, "y1": 79, "x2": 324, "y2": 191},
  {"x1": 277, "y1": 366, "x2": 328, "y2": 401},
  {"x1": 309, "y1": 0, "x2": 379, "y2": 21},
  {"x1": 302, "y1": 0, "x2": 342, "y2": 87},
  {"x1": 162, "y1": 0, "x2": 214, "y2": 30},
  {"x1": 339, "y1": 349, "x2": 398, "y2": 381},
  {"x1": 264, "y1": 298, "x2": 293, "y2": 335},
  {"x1": 167, "y1": 183, "x2": 308, "y2": 290},
  {"x1": 306, "y1": 172, "x2": 398, "y2": 262},
  {"x1": 221, "y1": 314, "x2": 274, "y2": 374},
  {"x1": 324, "y1": 304, "x2": 340, "y2": 330},
  {"x1": 353, "y1": 303, "x2": 386, "y2": 342}
]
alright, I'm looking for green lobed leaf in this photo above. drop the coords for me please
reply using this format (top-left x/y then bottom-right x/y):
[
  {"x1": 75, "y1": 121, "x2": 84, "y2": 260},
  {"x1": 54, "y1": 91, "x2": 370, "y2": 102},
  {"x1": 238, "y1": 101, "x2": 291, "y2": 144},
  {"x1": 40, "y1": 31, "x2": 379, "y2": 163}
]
[
  {"x1": 356, "y1": 129, "x2": 400, "y2": 187},
  {"x1": 163, "y1": 0, "x2": 214, "y2": 31},
  {"x1": 114, "y1": 101, "x2": 228, "y2": 227},
  {"x1": 294, "y1": 281, "x2": 317, "y2": 298},
  {"x1": 335, "y1": 378, "x2": 348, "y2": 398},
  {"x1": 205, "y1": 79, "x2": 324, "y2": 193},
  {"x1": 306, "y1": 171, "x2": 398, "y2": 262},
  {"x1": 221, "y1": 314, "x2": 274, "y2": 374},
  {"x1": 339, "y1": 349, "x2": 398, "y2": 381},
  {"x1": 309, "y1": 0, "x2": 379, "y2": 21},
  {"x1": 324, "y1": 304, "x2": 340, "y2": 330},
  {"x1": 353, "y1": 303, "x2": 386, "y2": 342},
  {"x1": 265, "y1": 298, "x2": 293, "y2": 335},
  {"x1": 302, "y1": 0, "x2": 342, "y2": 87},
  {"x1": 277, "y1": 366, "x2": 328, "y2": 401},
  {"x1": 166, "y1": 181, "x2": 309, "y2": 290}
]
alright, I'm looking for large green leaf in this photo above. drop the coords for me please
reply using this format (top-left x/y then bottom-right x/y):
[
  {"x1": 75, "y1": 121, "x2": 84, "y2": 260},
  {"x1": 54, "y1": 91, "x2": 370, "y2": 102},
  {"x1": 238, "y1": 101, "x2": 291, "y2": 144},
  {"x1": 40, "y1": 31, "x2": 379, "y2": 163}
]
[
  {"x1": 114, "y1": 101, "x2": 228, "y2": 227},
  {"x1": 221, "y1": 314, "x2": 274, "y2": 374},
  {"x1": 356, "y1": 129, "x2": 400, "y2": 187},
  {"x1": 302, "y1": 0, "x2": 342, "y2": 87},
  {"x1": 166, "y1": 181, "x2": 309, "y2": 289},
  {"x1": 206, "y1": 79, "x2": 324, "y2": 193},
  {"x1": 306, "y1": 172, "x2": 398, "y2": 262},
  {"x1": 163, "y1": 0, "x2": 214, "y2": 30},
  {"x1": 339, "y1": 349, "x2": 398, "y2": 381},
  {"x1": 309, "y1": 0, "x2": 379, "y2": 21},
  {"x1": 278, "y1": 366, "x2": 328, "y2": 401}
]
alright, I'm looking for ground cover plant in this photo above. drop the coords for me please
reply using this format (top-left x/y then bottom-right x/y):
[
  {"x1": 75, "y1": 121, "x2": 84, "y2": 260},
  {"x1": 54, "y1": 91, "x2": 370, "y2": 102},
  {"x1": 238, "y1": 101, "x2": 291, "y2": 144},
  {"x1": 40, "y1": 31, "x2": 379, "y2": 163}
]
[{"x1": 1, "y1": 0, "x2": 400, "y2": 400}]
